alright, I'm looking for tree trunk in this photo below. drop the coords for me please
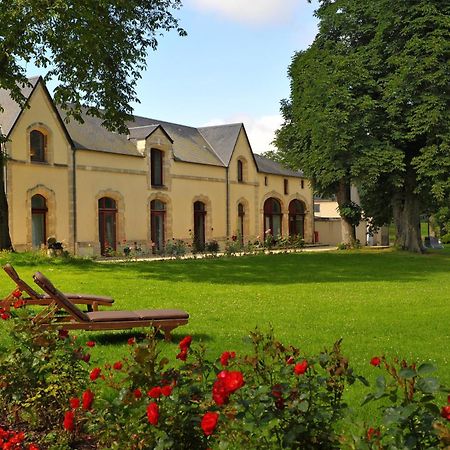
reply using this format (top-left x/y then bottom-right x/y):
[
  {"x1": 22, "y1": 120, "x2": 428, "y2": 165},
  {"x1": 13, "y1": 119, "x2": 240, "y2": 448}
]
[
  {"x1": 0, "y1": 154, "x2": 13, "y2": 251},
  {"x1": 392, "y1": 169, "x2": 424, "y2": 253},
  {"x1": 336, "y1": 179, "x2": 356, "y2": 245}
]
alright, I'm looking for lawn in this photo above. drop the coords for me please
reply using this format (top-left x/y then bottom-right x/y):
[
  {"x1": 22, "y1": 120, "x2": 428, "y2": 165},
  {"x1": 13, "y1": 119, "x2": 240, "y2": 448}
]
[{"x1": 1, "y1": 247, "x2": 449, "y2": 418}]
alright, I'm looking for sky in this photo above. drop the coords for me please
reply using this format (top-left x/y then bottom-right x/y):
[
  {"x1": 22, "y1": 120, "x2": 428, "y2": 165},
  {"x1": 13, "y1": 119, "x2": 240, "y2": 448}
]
[{"x1": 27, "y1": 0, "x2": 319, "y2": 155}]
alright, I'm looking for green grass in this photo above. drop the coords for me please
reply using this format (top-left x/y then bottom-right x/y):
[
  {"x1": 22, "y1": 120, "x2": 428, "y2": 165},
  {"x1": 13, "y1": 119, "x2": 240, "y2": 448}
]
[{"x1": 1, "y1": 248, "x2": 449, "y2": 417}]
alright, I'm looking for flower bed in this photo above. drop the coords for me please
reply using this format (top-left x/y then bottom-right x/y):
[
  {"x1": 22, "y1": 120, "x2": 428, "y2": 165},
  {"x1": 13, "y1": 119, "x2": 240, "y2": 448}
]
[{"x1": 0, "y1": 312, "x2": 449, "y2": 449}]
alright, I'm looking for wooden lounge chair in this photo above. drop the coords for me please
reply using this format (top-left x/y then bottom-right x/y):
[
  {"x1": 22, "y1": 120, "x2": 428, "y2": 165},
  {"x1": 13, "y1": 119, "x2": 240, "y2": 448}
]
[
  {"x1": 32, "y1": 271, "x2": 189, "y2": 340},
  {"x1": 1, "y1": 263, "x2": 114, "y2": 312}
]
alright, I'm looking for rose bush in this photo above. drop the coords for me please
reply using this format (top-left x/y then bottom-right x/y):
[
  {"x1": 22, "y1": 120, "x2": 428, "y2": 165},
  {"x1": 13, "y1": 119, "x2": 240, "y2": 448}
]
[{"x1": 0, "y1": 312, "x2": 449, "y2": 449}]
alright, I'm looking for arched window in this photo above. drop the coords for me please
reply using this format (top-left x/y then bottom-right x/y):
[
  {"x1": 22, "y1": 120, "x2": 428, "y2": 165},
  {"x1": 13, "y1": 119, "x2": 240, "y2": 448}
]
[
  {"x1": 30, "y1": 130, "x2": 46, "y2": 162},
  {"x1": 193, "y1": 201, "x2": 206, "y2": 250},
  {"x1": 151, "y1": 148, "x2": 164, "y2": 186},
  {"x1": 151, "y1": 200, "x2": 166, "y2": 252},
  {"x1": 31, "y1": 194, "x2": 47, "y2": 248},
  {"x1": 289, "y1": 199, "x2": 306, "y2": 238},
  {"x1": 238, "y1": 203, "x2": 245, "y2": 243},
  {"x1": 264, "y1": 198, "x2": 282, "y2": 236},
  {"x1": 98, "y1": 197, "x2": 117, "y2": 255},
  {"x1": 237, "y1": 160, "x2": 243, "y2": 182}
]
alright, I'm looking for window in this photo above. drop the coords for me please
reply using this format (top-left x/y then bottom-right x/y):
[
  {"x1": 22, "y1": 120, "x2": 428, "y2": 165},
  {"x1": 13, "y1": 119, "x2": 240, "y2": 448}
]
[
  {"x1": 30, "y1": 130, "x2": 46, "y2": 162},
  {"x1": 238, "y1": 203, "x2": 245, "y2": 242},
  {"x1": 31, "y1": 194, "x2": 47, "y2": 247},
  {"x1": 151, "y1": 200, "x2": 166, "y2": 252},
  {"x1": 314, "y1": 203, "x2": 321, "y2": 213},
  {"x1": 151, "y1": 149, "x2": 164, "y2": 186},
  {"x1": 264, "y1": 198, "x2": 282, "y2": 237},
  {"x1": 98, "y1": 197, "x2": 117, "y2": 255},
  {"x1": 284, "y1": 179, "x2": 288, "y2": 195},
  {"x1": 193, "y1": 201, "x2": 206, "y2": 251},
  {"x1": 237, "y1": 160, "x2": 243, "y2": 182},
  {"x1": 264, "y1": 176, "x2": 268, "y2": 186},
  {"x1": 301, "y1": 180, "x2": 304, "y2": 189},
  {"x1": 289, "y1": 199, "x2": 306, "y2": 238}
]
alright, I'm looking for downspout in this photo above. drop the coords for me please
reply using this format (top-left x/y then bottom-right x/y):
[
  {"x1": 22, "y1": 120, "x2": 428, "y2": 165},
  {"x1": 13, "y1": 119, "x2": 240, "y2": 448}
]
[
  {"x1": 226, "y1": 166, "x2": 230, "y2": 237},
  {"x1": 72, "y1": 147, "x2": 77, "y2": 255}
]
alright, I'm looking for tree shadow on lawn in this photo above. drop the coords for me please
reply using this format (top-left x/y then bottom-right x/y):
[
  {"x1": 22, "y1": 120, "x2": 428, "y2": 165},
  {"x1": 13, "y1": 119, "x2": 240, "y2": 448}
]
[{"x1": 101, "y1": 250, "x2": 450, "y2": 286}]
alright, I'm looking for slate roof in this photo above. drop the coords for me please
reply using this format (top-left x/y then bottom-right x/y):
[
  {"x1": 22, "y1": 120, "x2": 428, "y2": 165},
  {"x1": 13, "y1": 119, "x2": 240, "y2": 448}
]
[
  {"x1": 0, "y1": 77, "x2": 40, "y2": 137},
  {"x1": 127, "y1": 116, "x2": 224, "y2": 166},
  {"x1": 1, "y1": 77, "x2": 305, "y2": 177},
  {"x1": 254, "y1": 154, "x2": 304, "y2": 178}
]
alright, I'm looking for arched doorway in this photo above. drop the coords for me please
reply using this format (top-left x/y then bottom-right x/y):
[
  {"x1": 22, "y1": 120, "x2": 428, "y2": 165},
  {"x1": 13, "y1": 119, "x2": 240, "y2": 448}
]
[
  {"x1": 31, "y1": 194, "x2": 47, "y2": 248},
  {"x1": 98, "y1": 197, "x2": 117, "y2": 255},
  {"x1": 193, "y1": 201, "x2": 206, "y2": 251},
  {"x1": 289, "y1": 199, "x2": 306, "y2": 238},
  {"x1": 151, "y1": 199, "x2": 166, "y2": 252},
  {"x1": 264, "y1": 198, "x2": 282, "y2": 236}
]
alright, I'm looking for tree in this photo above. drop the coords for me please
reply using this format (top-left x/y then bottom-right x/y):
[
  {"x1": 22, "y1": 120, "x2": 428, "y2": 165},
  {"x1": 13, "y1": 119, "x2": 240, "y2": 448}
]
[
  {"x1": 275, "y1": 0, "x2": 450, "y2": 252},
  {"x1": 0, "y1": 0, "x2": 185, "y2": 250}
]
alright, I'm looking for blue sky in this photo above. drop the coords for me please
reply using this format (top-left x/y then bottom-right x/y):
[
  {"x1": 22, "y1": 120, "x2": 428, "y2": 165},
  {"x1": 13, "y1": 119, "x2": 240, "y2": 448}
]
[{"x1": 27, "y1": 0, "x2": 319, "y2": 154}]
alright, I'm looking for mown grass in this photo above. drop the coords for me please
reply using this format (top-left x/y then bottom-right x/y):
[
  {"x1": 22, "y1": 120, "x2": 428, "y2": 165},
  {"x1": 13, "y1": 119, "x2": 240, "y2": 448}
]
[{"x1": 1, "y1": 247, "x2": 449, "y2": 419}]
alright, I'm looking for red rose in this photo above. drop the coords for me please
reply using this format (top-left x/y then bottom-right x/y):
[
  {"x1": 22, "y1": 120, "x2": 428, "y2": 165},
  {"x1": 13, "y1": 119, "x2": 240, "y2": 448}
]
[
  {"x1": 201, "y1": 411, "x2": 219, "y2": 436},
  {"x1": 294, "y1": 360, "x2": 308, "y2": 375},
  {"x1": 179, "y1": 335, "x2": 192, "y2": 350},
  {"x1": 271, "y1": 384, "x2": 283, "y2": 398},
  {"x1": 366, "y1": 427, "x2": 380, "y2": 440},
  {"x1": 29, "y1": 444, "x2": 40, "y2": 450},
  {"x1": 69, "y1": 397, "x2": 80, "y2": 409},
  {"x1": 113, "y1": 361, "x2": 123, "y2": 370},
  {"x1": 133, "y1": 389, "x2": 142, "y2": 399},
  {"x1": 148, "y1": 386, "x2": 162, "y2": 398},
  {"x1": 286, "y1": 356, "x2": 295, "y2": 365},
  {"x1": 370, "y1": 357, "x2": 381, "y2": 367},
  {"x1": 1, "y1": 312, "x2": 10, "y2": 320},
  {"x1": 63, "y1": 410, "x2": 75, "y2": 431},
  {"x1": 86, "y1": 341, "x2": 96, "y2": 348},
  {"x1": 12, "y1": 289, "x2": 22, "y2": 299},
  {"x1": 219, "y1": 371, "x2": 244, "y2": 393},
  {"x1": 176, "y1": 348, "x2": 188, "y2": 361},
  {"x1": 212, "y1": 379, "x2": 229, "y2": 405},
  {"x1": 82, "y1": 353, "x2": 91, "y2": 363},
  {"x1": 220, "y1": 351, "x2": 236, "y2": 367},
  {"x1": 89, "y1": 367, "x2": 101, "y2": 381},
  {"x1": 147, "y1": 402, "x2": 159, "y2": 426},
  {"x1": 13, "y1": 299, "x2": 25, "y2": 308},
  {"x1": 161, "y1": 385, "x2": 173, "y2": 397},
  {"x1": 128, "y1": 337, "x2": 136, "y2": 345},
  {"x1": 82, "y1": 389, "x2": 94, "y2": 410},
  {"x1": 447, "y1": 394, "x2": 450, "y2": 404},
  {"x1": 441, "y1": 405, "x2": 450, "y2": 421}
]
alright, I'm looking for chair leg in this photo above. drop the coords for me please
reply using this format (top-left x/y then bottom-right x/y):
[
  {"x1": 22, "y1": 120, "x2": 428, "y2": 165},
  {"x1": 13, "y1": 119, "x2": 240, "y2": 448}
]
[{"x1": 160, "y1": 326, "x2": 176, "y2": 341}]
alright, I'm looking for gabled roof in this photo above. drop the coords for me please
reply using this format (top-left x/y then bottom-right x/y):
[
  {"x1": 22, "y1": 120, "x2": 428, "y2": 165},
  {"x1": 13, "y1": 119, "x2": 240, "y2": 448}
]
[
  {"x1": 198, "y1": 123, "x2": 243, "y2": 166},
  {"x1": 254, "y1": 154, "x2": 304, "y2": 178},
  {"x1": 127, "y1": 116, "x2": 224, "y2": 166},
  {"x1": 0, "y1": 77, "x2": 40, "y2": 137},
  {"x1": 128, "y1": 124, "x2": 173, "y2": 143}
]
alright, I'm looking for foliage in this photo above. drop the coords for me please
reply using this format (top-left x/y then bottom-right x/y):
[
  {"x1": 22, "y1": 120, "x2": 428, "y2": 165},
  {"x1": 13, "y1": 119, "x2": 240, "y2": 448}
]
[
  {"x1": 0, "y1": 0, "x2": 186, "y2": 251},
  {"x1": 163, "y1": 239, "x2": 188, "y2": 257},
  {"x1": 205, "y1": 240, "x2": 220, "y2": 254},
  {"x1": 0, "y1": 310, "x2": 89, "y2": 447},
  {"x1": 440, "y1": 234, "x2": 450, "y2": 245},
  {"x1": 1, "y1": 316, "x2": 449, "y2": 449},
  {"x1": 275, "y1": 0, "x2": 450, "y2": 253},
  {"x1": 338, "y1": 202, "x2": 363, "y2": 228}
]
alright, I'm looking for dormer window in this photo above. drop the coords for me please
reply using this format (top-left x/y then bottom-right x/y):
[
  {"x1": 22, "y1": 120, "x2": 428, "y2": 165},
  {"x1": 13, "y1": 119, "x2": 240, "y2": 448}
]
[
  {"x1": 151, "y1": 148, "x2": 164, "y2": 187},
  {"x1": 30, "y1": 130, "x2": 46, "y2": 162}
]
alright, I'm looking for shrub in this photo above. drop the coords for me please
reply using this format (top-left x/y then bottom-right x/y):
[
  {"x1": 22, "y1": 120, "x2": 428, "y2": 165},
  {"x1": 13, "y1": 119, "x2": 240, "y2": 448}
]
[
  {"x1": 440, "y1": 233, "x2": 450, "y2": 244},
  {"x1": 164, "y1": 239, "x2": 187, "y2": 257},
  {"x1": 205, "y1": 240, "x2": 220, "y2": 254}
]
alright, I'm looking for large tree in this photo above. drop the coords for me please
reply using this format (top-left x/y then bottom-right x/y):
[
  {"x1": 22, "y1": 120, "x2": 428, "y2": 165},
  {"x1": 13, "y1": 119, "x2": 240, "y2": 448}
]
[
  {"x1": 0, "y1": 0, "x2": 185, "y2": 250},
  {"x1": 276, "y1": 0, "x2": 450, "y2": 252}
]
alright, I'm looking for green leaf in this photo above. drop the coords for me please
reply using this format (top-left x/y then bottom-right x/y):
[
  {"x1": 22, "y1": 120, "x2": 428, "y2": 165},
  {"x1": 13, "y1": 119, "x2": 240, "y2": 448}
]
[
  {"x1": 417, "y1": 363, "x2": 437, "y2": 375},
  {"x1": 417, "y1": 377, "x2": 440, "y2": 394},
  {"x1": 399, "y1": 368, "x2": 416, "y2": 378}
]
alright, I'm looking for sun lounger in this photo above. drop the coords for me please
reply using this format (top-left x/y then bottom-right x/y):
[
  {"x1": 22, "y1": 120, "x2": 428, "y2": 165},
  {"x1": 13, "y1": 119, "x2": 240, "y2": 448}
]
[
  {"x1": 32, "y1": 271, "x2": 189, "y2": 340},
  {"x1": 1, "y1": 263, "x2": 114, "y2": 311}
]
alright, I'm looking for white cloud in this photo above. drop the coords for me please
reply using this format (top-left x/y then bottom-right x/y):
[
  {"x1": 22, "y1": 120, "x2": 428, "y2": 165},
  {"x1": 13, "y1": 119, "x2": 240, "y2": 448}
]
[
  {"x1": 204, "y1": 114, "x2": 283, "y2": 154},
  {"x1": 186, "y1": 0, "x2": 299, "y2": 26}
]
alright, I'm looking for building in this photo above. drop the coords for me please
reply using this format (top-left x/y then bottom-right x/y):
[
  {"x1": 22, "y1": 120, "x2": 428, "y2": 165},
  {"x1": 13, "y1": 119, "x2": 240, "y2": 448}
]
[{"x1": 0, "y1": 77, "x2": 314, "y2": 256}]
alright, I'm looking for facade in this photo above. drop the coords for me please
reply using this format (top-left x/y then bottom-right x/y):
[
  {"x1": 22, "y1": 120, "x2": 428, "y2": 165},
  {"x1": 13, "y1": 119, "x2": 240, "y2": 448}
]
[{"x1": 0, "y1": 77, "x2": 314, "y2": 256}]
